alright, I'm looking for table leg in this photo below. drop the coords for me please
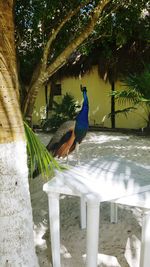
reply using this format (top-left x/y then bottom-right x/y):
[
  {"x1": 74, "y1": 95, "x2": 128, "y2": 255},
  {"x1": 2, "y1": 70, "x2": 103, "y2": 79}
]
[
  {"x1": 86, "y1": 201, "x2": 100, "y2": 267},
  {"x1": 110, "y1": 203, "x2": 118, "y2": 223},
  {"x1": 140, "y1": 210, "x2": 150, "y2": 267},
  {"x1": 48, "y1": 193, "x2": 61, "y2": 267}
]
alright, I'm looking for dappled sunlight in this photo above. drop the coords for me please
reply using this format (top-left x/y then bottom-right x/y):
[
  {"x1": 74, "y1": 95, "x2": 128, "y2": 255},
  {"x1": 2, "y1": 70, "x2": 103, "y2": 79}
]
[
  {"x1": 92, "y1": 105, "x2": 100, "y2": 115},
  {"x1": 76, "y1": 131, "x2": 150, "y2": 166},
  {"x1": 56, "y1": 156, "x2": 150, "y2": 203},
  {"x1": 124, "y1": 236, "x2": 141, "y2": 267},
  {"x1": 85, "y1": 132, "x2": 130, "y2": 144},
  {"x1": 60, "y1": 245, "x2": 72, "y2": 259},
  {"x1": 131, "y1": 145, "x2": 149, "y2": 150},
  {"x1": 33, "y1": 131, "x2": 150, "y2": 267},
  {"x1": 34, "y1": 221, "x2": 48, "y2": 247},
  {"x1": 33, "y1": 220, "x2": 52, "y2": 267},
  {"x1": 33, "y1": 106, "x2": 46, "y2": 121},
  {"x1": 36, "y1": 131, "x2": 150, "y2": 167},
  {"x1": 116, "y1": 190, "x2": 150, "y2": 210},
  {"x1": 82, "y1": 253, "x2": 121, "y2": 266}
]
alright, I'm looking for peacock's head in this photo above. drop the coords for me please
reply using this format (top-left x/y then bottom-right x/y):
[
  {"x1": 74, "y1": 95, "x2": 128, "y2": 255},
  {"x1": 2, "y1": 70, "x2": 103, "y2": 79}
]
[{"x1": 80, "y1": 86, "x2": 87, "y2": 92}]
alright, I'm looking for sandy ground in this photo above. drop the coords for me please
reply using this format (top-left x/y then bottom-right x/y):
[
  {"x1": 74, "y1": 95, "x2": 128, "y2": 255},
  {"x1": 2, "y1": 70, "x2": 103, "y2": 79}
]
[{"x1": 29, "y1": 130, "x2": 150, "y2": 267}]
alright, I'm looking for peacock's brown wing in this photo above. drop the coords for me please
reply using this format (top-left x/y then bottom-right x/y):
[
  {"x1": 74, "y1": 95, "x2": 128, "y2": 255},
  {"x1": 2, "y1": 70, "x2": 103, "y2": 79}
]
[{"x1": 46, "y1": 120, "x2": 76, "y2": 157}]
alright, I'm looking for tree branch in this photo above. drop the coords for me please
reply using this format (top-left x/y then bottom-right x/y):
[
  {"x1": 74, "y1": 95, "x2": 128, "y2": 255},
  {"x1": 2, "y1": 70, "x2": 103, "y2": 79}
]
[
  {"x1": 23, "y1": 0, "x2": 110, "y2": 118},
  {"x1": 41, "y1": 0, "x2": 91, "y2": 71},
  {"x1": 45, "y1": 0, "x2": 110, "y2": 78}
]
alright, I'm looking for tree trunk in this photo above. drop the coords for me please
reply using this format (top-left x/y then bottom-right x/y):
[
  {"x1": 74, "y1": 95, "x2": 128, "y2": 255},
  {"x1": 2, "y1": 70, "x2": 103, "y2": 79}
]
[
  {"x1": 0, "y1": 1, "x2": 39, "y2": 266},
  {"x1": 45, "y1": 84, "x2": 49, "y2": 119},
  {"x1": 111, "y1": 81, "x2": 115, "y2": 128}
]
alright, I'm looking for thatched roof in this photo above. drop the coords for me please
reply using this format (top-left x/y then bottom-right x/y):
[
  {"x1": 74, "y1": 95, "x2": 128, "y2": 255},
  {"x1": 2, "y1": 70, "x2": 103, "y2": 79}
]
[{"x1": 52, "y1": 40, "x2": 150, "y2": 84}]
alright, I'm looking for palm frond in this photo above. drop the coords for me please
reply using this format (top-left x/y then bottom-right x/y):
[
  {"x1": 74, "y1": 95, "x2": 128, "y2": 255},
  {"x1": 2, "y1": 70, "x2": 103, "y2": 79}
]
[
  {"x1": 111, "y1": 90, "x2": 141, "y2": 105},
  {"x1": 121, "y1": 66, "x2": 150, "y2": 101},
  {"x1": 24, "y1": 121, "x2": 64, "y2": 179},
  {"x1": 107, "y1": 107, "x2": 137, "y2": 119}
]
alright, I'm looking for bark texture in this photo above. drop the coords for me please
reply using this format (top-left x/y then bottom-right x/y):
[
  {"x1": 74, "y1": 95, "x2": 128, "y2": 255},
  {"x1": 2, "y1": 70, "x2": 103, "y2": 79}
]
[
  {"x1": 0, "y1": 0, "x2": 24, "y2": 143},
  {"x1": 0, "y1": 1, "x2": 39, "y2": 266}
]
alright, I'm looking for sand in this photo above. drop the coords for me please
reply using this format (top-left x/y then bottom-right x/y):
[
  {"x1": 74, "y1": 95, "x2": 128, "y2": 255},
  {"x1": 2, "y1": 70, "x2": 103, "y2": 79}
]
[{"x1": 29, "y1": 130, "x2": 150, "y2": 267}]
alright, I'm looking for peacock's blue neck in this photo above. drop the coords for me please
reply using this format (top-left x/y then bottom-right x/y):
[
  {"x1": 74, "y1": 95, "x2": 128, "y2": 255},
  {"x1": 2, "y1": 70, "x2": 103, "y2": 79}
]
[
  {"x1": 75, "y1": 90, "x2": 89, "y2": 129},
  {"x1": 83, "y1": 90, "x2": 88, "y2": 106}
]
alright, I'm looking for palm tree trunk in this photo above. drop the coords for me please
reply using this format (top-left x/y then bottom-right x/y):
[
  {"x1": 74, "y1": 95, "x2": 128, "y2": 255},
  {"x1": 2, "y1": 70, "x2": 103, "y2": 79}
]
[{"x1": 0, "y1": 1, "x2": 39, "y2": 266}]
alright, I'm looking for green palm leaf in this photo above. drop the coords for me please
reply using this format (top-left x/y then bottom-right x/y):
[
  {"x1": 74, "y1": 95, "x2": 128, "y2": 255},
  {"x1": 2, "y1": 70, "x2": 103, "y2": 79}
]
[
  {"x1": 107, "y1": 107, "x2": 137, "y2": 119},
  {"x1": 24, "y1": 121, "x2": 64, "y2": 179},
  {"x1": 110, "y1": 65, "x2": 150, "y2": 127},
  {"x1": 112, "y1": 89, "x2": 141, "y2": 105}
]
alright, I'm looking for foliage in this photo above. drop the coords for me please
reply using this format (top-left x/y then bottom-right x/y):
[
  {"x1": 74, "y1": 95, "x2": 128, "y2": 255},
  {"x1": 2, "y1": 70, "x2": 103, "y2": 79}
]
[
  {"x1": 80, "y1": 0, "x2": 149, "y2": 54},
  {"x1": 112, "y1": 89, "x2": 143, "y2": 105},
  {"x1": 14, "y1": 0, "x2": 98, "y2": 85},
  {"x1": 111, "y1": 65, "x2": 150, "y2": 127},
  {"x1": 122, "y1": 67, "x2": 150, "y2": 103},
  {"x1": 107, "y1": 106, "x2": 137, "y2": 118},
  {"x1": 114, "y1": 66, "x2": 150, "y2": 105},
  {"x1": 15, "y1": 0, "x2": 150, "y2": 88},
  {"x1": 24, "y1": 121, "x2": 62, "y2": 178},
  {"x1": 78, "y1": 0, "x2": 150, "y2": 83},
  {"x1": 42, "y1": 93, "x2": 80, "y2": 131},
  {"x1": 14, "y1": 0, "x2": 150, "y2": 123}
]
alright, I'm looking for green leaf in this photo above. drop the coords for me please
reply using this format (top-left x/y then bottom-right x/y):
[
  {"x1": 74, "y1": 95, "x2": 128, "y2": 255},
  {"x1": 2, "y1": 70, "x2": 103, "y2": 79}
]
[
  {"x1": 24, "y1": 121, "x2": 65, "y2": 179},
  {"x1": 111, "y1": 89, "x2": 142, "y2": 105},
  {"x1": 107, "y1": 107, "x2": 137, "y2": 119},
  {"x1": 43, "y1": 93, "x2": 80, "y2": 131}
]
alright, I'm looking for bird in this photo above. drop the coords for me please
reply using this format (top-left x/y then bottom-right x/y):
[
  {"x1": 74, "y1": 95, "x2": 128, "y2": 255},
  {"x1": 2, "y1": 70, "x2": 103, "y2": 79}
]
[
  {"x1": 46, "y1": 86, "x2": 89, "y2": 162},
  {"x1": 33, "y1": 86, "x2": 89, "y2": 178}
]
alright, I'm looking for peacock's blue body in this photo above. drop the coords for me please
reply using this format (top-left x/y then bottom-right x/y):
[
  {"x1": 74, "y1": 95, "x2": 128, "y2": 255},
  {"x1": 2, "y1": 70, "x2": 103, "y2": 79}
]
[
  {"x1": 47, "y1": 86, "x2": 89, "y2": 156},
  {"x1": 33, "y1": 87, "x2": 89, "y2": 177},
  {"x1": 74, "y1": 88, "x2": 89, "y2": 143}
]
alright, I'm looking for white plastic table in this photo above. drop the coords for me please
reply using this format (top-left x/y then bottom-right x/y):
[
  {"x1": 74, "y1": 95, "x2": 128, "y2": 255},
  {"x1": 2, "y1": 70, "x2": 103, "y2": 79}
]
[
  {"x1": 115, "y1": 190, "x2": 150, "y2": 267},
  {"x1": 43, "y1": 156, "x2": 150, "y2": 267}
]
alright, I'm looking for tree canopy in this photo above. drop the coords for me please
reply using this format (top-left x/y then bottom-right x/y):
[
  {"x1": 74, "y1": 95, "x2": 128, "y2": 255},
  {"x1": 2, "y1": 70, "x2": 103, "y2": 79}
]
[
  {"x1": 15, "y1": 0, "x2": 102, "y2": 85},
  {"x1": 14, "y1": 0, "x2": 150, "y2": 120},
  {"x1": 60, "y1": 0, "x2": 150, "y2": 82}
]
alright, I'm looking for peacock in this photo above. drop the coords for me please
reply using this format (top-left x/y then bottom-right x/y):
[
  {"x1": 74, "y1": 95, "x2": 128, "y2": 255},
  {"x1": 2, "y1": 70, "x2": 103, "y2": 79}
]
[
  {"x1": 33, "y1": 86, "x2": 89, "y2": 178},
  {"x1": 46, "y1": 86, "x2": 89, "y2": 160}
]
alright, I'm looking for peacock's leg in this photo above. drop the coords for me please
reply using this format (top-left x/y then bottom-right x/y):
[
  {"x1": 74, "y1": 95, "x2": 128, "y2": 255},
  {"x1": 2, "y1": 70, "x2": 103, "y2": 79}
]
[
  {"x1": 66, "y1": 153, "x2": 69, "y2": 165},
  {"x1": 75, "y1": 142, "x2": 80, "y2": 165}
]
